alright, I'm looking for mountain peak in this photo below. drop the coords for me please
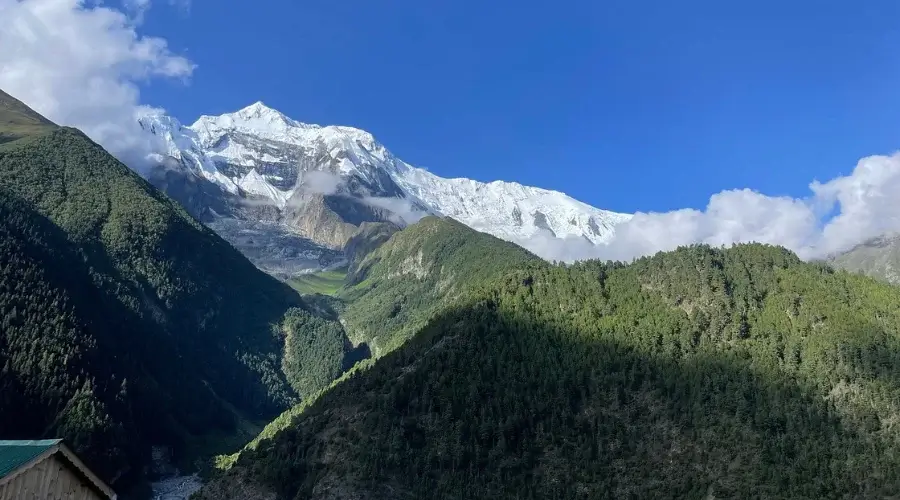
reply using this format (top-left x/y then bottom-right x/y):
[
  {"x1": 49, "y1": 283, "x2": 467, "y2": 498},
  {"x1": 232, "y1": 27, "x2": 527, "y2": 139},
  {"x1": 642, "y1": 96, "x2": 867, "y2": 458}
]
[
  {"x1": 143, "y1": 102, "x2": 632, "y2": 265},
  {"x1": 234, "y1": 101, "x2": 292, "y2": 123}
]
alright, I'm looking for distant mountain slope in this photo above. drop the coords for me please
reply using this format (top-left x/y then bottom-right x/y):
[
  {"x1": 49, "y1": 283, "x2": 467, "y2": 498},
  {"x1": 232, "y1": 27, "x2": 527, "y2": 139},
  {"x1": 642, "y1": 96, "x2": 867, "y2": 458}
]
[
  {"x1": 0, "y1": 94, "x2": 347, "y2": 488},
  {"x1": 254, "y1": 216, "x2": 540, "y2": 399},
  {"x1": 139, "y1": 103, "x2": 630, "y2": 274},
  {"x1": 200, "y1": 239, "x2": 900, "y2": 499},
  {"x1": 337, "y1": 216, "x2": 542, "y2": 356},
  {"x1": 829, "y1": 233, "x2": 900, "y2": 285},
  {"x1": 205, "y1": 215, "x2": 545, "y2": 471}
]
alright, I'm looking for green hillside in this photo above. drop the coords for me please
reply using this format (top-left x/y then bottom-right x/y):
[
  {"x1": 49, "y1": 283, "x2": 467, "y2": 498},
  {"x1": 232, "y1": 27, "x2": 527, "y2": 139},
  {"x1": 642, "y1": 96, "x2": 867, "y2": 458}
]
[
  {"x1": 337, "y1": 216, "x2": 541, "y2": 355},
  {"x1": 0, "y1": 89, "x2": 56, "y2": 144},
  {"x1": 10, "y1": 88, "x2": 900, "y2": 499},
  {"x1": 201, "y1": 239, "x2": 900, "y2": 499},
  {"x1": 0, "y1": 97, "x2": 349, "y2": 489},
  {"x1": 0, "y1": 188, "x2": 145, "y2": 479},
  {"x1": 288, "y1": 268, "x2": 348, "y2": 296},
  {"x1": 232, "y1": 216, "x2": 540, "y2": 458},
  {"x1": 207, "y1": 216, "x2": 544, "y2": 468}
]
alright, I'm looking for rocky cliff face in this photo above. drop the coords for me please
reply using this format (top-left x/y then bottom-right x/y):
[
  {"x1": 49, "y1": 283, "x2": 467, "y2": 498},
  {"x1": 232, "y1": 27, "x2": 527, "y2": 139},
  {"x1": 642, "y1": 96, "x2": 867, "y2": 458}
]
[
  {"x1": 283, "y1": 192, "x2": 392, "y2": 250},
  {"x1": 829, "y1": 233, "x2": 900, "y2": 285}
]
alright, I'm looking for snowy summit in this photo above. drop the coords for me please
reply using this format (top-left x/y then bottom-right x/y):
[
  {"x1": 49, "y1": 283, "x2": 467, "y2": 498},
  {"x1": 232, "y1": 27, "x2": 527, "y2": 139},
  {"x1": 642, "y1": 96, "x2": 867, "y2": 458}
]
[{"x1": 138, "y1": 102, "x2": 631, "y2": 271}]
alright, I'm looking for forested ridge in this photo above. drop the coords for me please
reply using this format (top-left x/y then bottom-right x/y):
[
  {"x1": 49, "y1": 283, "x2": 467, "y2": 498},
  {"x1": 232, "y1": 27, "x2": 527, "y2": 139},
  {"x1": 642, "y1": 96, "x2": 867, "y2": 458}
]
[
  {"x1": 336, "y1": 216, "x2": 541, "y2": 355},
  {"x1": 201, "y1": 230, "x2": 900, "y2": 499},
  {"x1": 0, "y1": 113, "x2": 353, "y2": 491},
  {"x1": 210, "y1": 217, "x2": 542, "y2": 466},
  {"x1": 6, "y1": 88, "x2": 900, "y2": 499}
]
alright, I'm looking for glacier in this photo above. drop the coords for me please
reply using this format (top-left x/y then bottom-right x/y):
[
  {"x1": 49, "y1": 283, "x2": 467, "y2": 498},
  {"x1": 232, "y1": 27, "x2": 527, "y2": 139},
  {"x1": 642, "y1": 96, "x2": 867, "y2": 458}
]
[{"x1": 138, "y1": 101, "x2": 632, "y2": 273}]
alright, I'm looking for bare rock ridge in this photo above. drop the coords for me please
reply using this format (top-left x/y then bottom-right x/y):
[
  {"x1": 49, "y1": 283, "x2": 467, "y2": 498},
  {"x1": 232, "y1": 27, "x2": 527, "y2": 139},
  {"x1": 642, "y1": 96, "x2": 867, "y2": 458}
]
[
  {"x1": 138, "y1": 102, "x2": 632, "y2": 275},
  {"x1": 829, "y1": 233, "x2": 900, "y2": 285}
]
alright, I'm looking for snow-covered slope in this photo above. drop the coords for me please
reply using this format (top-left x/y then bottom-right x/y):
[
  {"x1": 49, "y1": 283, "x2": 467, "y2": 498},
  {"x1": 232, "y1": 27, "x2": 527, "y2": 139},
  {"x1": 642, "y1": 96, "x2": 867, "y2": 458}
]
[
  {"x1": 139, "y1": 102, "x2": 630, "y2": 271},
  {"x1": 392, "y1": 164, "x2": 629, "y2": 245}
]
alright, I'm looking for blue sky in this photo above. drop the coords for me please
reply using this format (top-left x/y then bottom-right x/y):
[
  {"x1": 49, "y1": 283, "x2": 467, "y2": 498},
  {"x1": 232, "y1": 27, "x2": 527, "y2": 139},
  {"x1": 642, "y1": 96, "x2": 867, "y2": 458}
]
[
  {"x1": 134, "y1": 0, "x2": 900, "y2": 214},
  {"x1": 2, "y1": 0, "x2": 900, "y2": 258}
]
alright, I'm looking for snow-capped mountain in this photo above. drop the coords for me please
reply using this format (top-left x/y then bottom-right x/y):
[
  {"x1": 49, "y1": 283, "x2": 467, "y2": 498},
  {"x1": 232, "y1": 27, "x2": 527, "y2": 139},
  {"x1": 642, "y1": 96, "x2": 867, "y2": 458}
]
[{"x1": 139, "y1": 102, "x2": 631, "y2": 275}]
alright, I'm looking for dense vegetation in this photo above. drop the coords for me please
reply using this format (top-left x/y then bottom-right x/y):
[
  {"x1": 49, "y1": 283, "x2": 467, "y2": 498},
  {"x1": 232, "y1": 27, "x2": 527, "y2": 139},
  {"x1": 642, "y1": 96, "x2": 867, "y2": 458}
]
[
  {"x1": 202, "y1": 228, "x2": 900, "y2": 499},
  {"x1": 336, "y1": 216, "x2": 540, "y2": 355},
  {"x1": 0, "y1": 188, "x2": 141, "y2": 480},
  {"x1": 342, "y1": 221, "x2": 398, "y2": 272},
  {"x1": 10, "y1": 87, "x2": 900, "y2": 499},
  {"x1": 279, "y1": 307, "x2": 369, "y2": 400},
  {"x1": 0, "y1": 109, "x2": 338, "y2": 490}
]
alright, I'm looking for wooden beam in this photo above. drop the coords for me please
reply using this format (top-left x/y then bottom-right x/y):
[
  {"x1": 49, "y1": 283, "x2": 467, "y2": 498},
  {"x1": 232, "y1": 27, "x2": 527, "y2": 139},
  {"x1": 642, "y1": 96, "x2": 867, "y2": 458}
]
[{"x1": 56, "y1": 443, "x2": 117, "y2": 499}]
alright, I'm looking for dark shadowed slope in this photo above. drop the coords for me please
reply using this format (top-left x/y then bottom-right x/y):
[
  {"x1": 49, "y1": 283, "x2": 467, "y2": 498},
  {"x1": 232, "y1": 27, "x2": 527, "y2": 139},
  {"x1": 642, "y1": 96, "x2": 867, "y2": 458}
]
[
  {"x1": 202, "y1": 240, "x2": 900, "y2": 499},
  {"x1": 0, "y1": 92, "x2": 338, "y2": 489},
  {"x1": 206, "y1": 215, "x2": 546, "y2": 469}
]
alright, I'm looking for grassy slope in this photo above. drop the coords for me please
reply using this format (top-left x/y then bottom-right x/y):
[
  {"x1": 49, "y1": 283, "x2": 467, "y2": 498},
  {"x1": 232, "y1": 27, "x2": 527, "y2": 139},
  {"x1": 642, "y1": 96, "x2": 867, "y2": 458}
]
[
  {"x1": 202, "y1": 239, "x2": 900, "y2": 499},
  {"x1": 288, "y1": 268, "x2": 348, "y2": 296},
  {"x1": 288, "y1": 216, "x2": 540, "y2": 355},
  {"x1": 0, "y1": 89, "x2": 56, "y2": 144}
]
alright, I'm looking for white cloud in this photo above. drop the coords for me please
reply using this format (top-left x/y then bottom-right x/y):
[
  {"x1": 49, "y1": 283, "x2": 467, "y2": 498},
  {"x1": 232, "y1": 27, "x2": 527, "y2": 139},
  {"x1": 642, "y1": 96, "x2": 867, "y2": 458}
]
[
  {"x1": 125, "y1": 0, "x2": 190, "y2": 22},
  {"x1": 812, "y1": 153, "x2": 900, "y2": 255},
  {"x1": 0, "y1": 0, "x2": 194, "y2": 169},
  {"x1": 512, "y1": 230, "x2": 600, "y2": 263},
  {"x1": 519, "y1": 152, "x2": 900, "y2": 263},
  {"x1": 122, "y1": 0, "x2": 151, "y2": 22},
  {"x1": 300, "y1": 170, "x2": 343, "y2": 196},
  {"x1": 362, "y1": 196, "x2": 429, "y2": 226},
  {"x1": 292, "y1": 170, "x2": 428, "y2": 225}
]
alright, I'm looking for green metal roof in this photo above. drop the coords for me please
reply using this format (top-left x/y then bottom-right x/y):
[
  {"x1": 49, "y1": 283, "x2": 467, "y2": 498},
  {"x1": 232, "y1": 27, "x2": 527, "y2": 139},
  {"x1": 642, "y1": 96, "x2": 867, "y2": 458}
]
[{"x1": 0, "y1": 439, "x2": 62, "y2": 479}]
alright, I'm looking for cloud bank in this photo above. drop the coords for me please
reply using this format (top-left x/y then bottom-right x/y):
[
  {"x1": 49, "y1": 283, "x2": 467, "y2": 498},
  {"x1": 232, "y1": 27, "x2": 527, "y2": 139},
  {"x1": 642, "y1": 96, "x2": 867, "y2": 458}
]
[
  {"x1": 519, "y1": 152, "x2": 900, "y2": 263},
  {"x1": 0, "y1": 0, "x2": 193, "y2": 169}
]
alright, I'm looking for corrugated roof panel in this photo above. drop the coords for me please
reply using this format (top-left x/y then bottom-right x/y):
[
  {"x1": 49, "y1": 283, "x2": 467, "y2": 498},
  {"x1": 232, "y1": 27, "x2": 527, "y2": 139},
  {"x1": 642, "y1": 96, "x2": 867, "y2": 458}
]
[{"x1": 0, "y1": 439, "x2": 61, "y2": 478}]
